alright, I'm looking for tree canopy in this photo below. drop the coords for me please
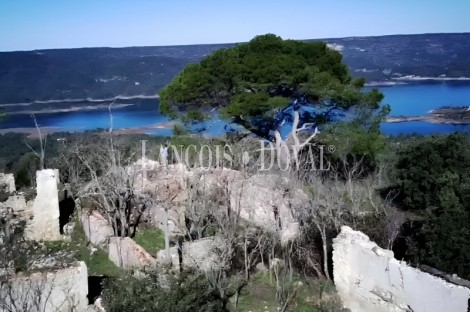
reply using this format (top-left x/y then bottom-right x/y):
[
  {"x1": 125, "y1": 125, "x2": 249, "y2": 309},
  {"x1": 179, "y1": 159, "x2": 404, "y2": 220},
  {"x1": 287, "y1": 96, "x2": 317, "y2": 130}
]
[
  {"x1": 159, "y1": 34, "x2": 388, "y2": 137},
  {"x1": 391, "y1": 132, "x2": 470, "y2": 278}
]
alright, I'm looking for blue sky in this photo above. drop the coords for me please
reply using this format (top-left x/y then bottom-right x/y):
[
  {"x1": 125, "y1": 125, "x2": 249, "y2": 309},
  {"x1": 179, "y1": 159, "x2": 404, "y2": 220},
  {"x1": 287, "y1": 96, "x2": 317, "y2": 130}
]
[{"x1": 1, "y1": 0, "x2": 469, "y2": 51}]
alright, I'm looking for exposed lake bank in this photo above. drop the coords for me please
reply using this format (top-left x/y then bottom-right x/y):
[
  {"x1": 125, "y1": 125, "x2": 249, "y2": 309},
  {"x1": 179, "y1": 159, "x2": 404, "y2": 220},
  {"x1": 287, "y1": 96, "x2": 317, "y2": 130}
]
[
  {"x1": 2, "y1": 83, "x2": 470, "y2": 136},
  {"x1": 385, "y1": 107, "x2": 470, "y2": 125},
  {"x1": 0, "y1": 94, "x2": 160, "y2": 108}
]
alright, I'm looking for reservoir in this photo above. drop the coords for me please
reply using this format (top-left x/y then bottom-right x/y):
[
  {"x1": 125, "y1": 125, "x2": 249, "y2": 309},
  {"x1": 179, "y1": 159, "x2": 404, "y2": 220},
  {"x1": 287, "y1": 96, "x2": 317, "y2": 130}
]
[{"x1": 2, "y1": 82, "x2": 470, "y2": 136}]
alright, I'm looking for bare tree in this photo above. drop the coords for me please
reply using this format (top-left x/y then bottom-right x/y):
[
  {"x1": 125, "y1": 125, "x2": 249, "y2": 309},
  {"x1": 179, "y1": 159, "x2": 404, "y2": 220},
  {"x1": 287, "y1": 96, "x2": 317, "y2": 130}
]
[
  {"x1": 0, "y1": 270, "x2": 83, "y2": 312},
  {"x1": 184, "y1": 171, "x2": 215, "y2": 241},
  {"x1": 25, "y1": 114, "x2": 47, "y2": 170},
  {"x1": 70, "y1": 103, "x2": 145, "y2": 237}
]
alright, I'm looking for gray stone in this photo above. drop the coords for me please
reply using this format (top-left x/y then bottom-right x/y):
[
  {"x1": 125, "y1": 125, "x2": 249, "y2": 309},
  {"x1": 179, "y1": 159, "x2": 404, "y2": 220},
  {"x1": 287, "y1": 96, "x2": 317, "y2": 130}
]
[
  {"x1": 2, "y1": 194, "x2": 27, "y2": 212},
  {"x1": 0, "y1": 173, "x2": 15, "y2": 195},
  {"x1": 108, "y1": 237, "x2": 157, "y2": 270},
  {"x1": 255, "y1": 262, "x2": 267, "y2": 273},
  {"x1": 182, "y1": 236, "x2": 230, "y2": 272},
  {"x1": 156, "y1": 246, "x2": 180, "y2": 269},
  {"x1": 81, "y1": 210, "x2": 114, "y2": 248}
]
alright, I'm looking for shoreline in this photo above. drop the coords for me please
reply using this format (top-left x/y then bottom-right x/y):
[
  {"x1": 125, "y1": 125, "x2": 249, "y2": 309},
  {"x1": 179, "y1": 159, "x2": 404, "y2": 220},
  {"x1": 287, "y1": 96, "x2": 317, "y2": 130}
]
[
  {"x1": 391, "y1": 76, "x2": 470, "y2": 81},
  {"x1": 384, "y1": 116, "x2": 470, "y2": 124},
  {"x1": 0, "y1": 121, "x2": 175, "y2": 137},
  {"x1": 6, "y1": 103, "x2": 134, "y2": 115},
  {"x1": 0, "y1": 94, "x2": 160, "y2": 107}
]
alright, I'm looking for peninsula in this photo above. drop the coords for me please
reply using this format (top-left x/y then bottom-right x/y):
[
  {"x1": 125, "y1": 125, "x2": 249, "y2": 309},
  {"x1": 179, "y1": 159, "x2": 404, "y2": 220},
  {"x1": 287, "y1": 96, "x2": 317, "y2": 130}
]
[{"x1": 385, "y1": 106, "x2": 470, "y2": 124}]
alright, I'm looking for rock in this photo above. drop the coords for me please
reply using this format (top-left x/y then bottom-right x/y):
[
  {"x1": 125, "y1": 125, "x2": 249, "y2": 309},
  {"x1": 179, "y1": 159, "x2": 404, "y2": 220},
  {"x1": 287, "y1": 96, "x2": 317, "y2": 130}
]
[
  {"x1": 229, "y1": 173, "x2": 304, "y2": 245},
  {"x1": 182, "y1": 236, "x2": 230, "y2": 272},
  {"x1": 25, "y1": 169, "x2": 61, "y2": 241},
  {"x1": 333, "y1": 226, "x2": 470, "y2": 312},
  {"x1": 86, "y1": 305, "x2": 96, "y2": 312},
  {"x1": 81, "y1": 210, "x2": 114, "y2": 248},
  {"x1": 63, "y1": 221, "x2": 75, "y2": 235},
  {"x1": 156, "y1": 246, "x2": 180, "y2": 268},
  {"x1": 0, "y1": 173, "x2": 16, "y2": 195},
  {"x1": 137, "y1": 163, "x2": 305, "y2": 244},
  {"x1": 255, "y1": 262, "x2": 267, "y2": 273},
  {"x1": 2, "y1": 194, "x2": 28, "y2": 212},
  {"x1": 137, "y1": 163, "x2": 192, "y2": 235},
  {"x1": 145, "y1": 206, "x2": 186, "y2": 237},
  {"x1": 139, "y1": 163, "x2": 191, "y2": 203},
  {"x1": 108, "y1": 237, "x2": 157, "y2": 270},
  {"x1": 94, "y1": 297, "x2": 105, "y2": 312}
]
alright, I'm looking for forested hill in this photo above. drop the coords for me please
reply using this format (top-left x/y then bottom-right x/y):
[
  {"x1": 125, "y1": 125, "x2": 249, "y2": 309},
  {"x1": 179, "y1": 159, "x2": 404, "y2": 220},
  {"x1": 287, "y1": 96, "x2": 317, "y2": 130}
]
[{"x1": 1, "y1": 33, "x2": 469, "y2": 104}]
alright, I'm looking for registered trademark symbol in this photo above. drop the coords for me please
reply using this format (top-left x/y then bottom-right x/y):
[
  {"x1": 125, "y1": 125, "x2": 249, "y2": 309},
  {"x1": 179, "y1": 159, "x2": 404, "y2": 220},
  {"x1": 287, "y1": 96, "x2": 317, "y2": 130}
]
[{"x1": 327, "y1": 145, "x2": 336, "y2": 153}]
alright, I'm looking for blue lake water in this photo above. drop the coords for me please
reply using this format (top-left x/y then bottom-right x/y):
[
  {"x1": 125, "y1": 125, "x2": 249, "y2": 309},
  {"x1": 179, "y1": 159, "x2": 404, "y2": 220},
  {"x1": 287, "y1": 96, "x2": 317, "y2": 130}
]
[
  {"x1": 1, "y1": 82, "x2": 470, "y2": 136},
  {"x1": 366, "y1": 82, "x2": 470, "y2": 135}
]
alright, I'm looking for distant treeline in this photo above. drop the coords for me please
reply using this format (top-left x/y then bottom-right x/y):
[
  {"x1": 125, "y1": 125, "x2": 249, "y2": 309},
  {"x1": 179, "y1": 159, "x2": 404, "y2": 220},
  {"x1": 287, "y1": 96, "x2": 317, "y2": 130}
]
[{"x1": 1, "y1": 33, "x2": 470, "y2": 104}]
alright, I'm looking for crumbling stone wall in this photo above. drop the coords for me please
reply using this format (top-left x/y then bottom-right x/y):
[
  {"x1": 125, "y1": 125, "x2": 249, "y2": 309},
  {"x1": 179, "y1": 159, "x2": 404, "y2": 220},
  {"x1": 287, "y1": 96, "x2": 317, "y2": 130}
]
[
  {"x1": 0, "y1": 261, "x2": 88, "y2": 312},
  {"x1": 333, "y1": 226, "x2": 470, "y2": 312}
]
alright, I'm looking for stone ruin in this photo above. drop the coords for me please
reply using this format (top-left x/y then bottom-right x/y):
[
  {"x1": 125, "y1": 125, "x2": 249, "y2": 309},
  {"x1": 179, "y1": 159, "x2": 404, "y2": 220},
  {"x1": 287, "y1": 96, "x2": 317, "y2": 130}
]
[
  {"x1": 135, "y1": 161, "x2": 305, "y2": 246},
  {"x1": 0, "y1": 261, "x2": 89, "y2": 312},
  {"x1": 25, "y1": 169, "x2": 62, "y2": 241},
  {"x1": 333, "y1": 226, "x2": 470, "y2": 312},
  {"x1": 0, "y1": 171, "x2": 105, "y2": 311},
  {"x1": 1, "y1": 169, "x2": 62, "y2": 242}
]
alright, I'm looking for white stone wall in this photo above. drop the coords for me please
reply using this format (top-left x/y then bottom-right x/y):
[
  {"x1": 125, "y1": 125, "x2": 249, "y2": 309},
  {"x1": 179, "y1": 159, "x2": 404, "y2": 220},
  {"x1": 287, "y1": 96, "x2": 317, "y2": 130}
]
[
  {"x1": 333, "y1": 226, "x2": 470, "y2": 312},
  {"x1": 0, "y1": 262, "x2": 88, "y2": 312},
  {"x1": 27, "y1": 169, "x2": 61, "y2": 241}
]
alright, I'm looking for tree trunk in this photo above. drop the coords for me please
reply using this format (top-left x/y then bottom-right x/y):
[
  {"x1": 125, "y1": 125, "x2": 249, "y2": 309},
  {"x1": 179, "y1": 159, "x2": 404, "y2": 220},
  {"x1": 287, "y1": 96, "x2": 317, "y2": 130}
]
[
  {"x1": 113, "y1": 214, "x2": 118, "y2": 237},
  {"x1": 163, "y1": 208, "x2": 171, "y2": 262},
  {"x1": 288, "y1": 256, "x2": 293, "y2": 283},
  {"x1": 320, "y1": 226, "x2": 331, "y2": 281},
  {"x1": 244, "y1": 235, "x2": 249, "y2": 280},
  {"x1": 120, "y1": 208, "x2": 127, "y2": 238},
  {"x1": 260, "y1": 244, "x2": 265, "y2": 268}
]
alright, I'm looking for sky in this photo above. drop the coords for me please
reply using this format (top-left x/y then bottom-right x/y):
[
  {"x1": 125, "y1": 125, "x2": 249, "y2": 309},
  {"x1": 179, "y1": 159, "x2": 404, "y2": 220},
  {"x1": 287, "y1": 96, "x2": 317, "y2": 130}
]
[{"x1": 0, "y1": 0, "x2": 469, "y2": 52}]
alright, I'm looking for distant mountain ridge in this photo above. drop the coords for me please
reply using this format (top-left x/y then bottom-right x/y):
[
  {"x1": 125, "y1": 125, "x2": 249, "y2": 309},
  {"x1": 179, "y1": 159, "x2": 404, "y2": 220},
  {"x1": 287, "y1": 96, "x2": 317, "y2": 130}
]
[{"x1": 1, "y1": 33, "x2": 469, "y2": 105}]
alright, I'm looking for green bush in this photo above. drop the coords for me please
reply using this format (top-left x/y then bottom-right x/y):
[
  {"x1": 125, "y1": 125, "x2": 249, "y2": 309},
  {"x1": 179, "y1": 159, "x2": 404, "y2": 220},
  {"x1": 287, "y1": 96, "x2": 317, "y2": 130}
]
[
  {"x1": 102, "y1": 268, "x2": 226, "y2": 312},
  {"x1": 79, "y1": 248, "x2": 120, "y2": 276},
  {"x1": 133, "y1": 227, "x2": 165, "y2": 256},
  {"x1": 391, "y1": 132, "x2": 470, "y2": 279},
  {"x1": 172, "y1": 123, "x2": 189, "y2": 136}
]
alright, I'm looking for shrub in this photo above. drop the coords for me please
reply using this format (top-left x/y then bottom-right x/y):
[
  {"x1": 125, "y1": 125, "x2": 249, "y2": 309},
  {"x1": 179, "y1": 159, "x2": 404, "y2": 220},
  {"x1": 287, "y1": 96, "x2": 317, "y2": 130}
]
[
  {"x1": 133, "y1": 227, "x2": 165, "y2": 256},
  {"x1": 102, "y1": 268, "x2": 226, "y2": 312}
]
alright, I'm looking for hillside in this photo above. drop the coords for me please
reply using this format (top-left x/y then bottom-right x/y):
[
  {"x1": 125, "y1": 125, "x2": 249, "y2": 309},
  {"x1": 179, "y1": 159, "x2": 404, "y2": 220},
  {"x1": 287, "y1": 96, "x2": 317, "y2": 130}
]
[{"x1": 0, "y1": 33, "x2": 469, "y2": 104}]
